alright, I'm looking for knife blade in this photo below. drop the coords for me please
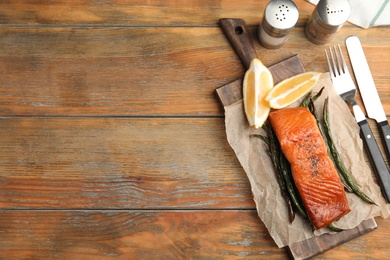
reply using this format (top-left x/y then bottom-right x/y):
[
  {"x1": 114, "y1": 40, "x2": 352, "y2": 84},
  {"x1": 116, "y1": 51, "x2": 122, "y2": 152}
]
[{"x1": 346, "y1": 35, "x2": 390, "y2": 162}]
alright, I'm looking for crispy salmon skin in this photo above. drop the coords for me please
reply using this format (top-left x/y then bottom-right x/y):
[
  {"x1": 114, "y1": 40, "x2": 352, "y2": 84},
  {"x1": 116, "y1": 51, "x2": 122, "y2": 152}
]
[{"x1": 269, "y1": 107, "x2": 350, "y2": 229}]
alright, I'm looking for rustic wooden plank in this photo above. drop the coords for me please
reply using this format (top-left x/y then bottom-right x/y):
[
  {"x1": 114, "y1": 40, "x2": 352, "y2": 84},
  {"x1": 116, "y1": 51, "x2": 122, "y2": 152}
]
[
  {"x1": 0, "y1": 117, "x2": 254, "y2": 209},
  {"x1": 0, "y1": 27, "x2": 389, "y2": 116},
  {"x1": 0, "y1": 0, "x2": 315, "y2": 26},
  {"x1": 0, "y1": 210, "x2": 388, "y2": 259},
  {"x1": 0, "y1": 210, "x2": 285, "y2": 259},
  {"x1": 0, "y1": 26, "x2": 241, "y2": 116}
]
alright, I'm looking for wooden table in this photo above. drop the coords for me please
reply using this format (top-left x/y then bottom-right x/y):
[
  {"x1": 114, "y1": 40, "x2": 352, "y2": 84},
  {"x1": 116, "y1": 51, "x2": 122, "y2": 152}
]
[{"x1": 0, "y1": 1, "x2": 389, "y2": 259}]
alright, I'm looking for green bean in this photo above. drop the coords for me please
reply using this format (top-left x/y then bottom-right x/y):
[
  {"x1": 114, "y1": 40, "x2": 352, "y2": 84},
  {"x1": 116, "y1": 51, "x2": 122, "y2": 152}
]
[
  {"x1": 279, "y1": 146, "x2": 308, "y2": 218},
  {"x1": 252, "y1": 130, "x2": 295, "y2": 222},
  {"x1": 312, "y1": 87, "x2": 325, "y2": 103},
  {"x1": 301, "y1": 87, "x2": 325, "y2": 109},
  {"x1": 323, "y1": 98, "x2": 376, "y2": 205},
  {"x1": 301, "y1": 91, "x2": 312, "y2": 109}
]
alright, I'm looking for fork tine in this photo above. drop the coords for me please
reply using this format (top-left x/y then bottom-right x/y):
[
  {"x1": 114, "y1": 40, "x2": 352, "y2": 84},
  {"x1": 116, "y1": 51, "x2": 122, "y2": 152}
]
[
  {"x1": 333, "y1": 45, "x2": 341, "y2": 74},
  {"x1": 325, "y1": 48, "x2": 335, "y2": 78},
  {"x1": 333, "y1": 44, "x2": 344, "y2": 75},
  {"x1": 329, "y1": 46, "x2": 339, "y2": 76},
  {"x1": 337, "y1": 44, "x2": 347, "y2": 74},
  {"x1": 325, "y1": 49, "x2": 331, "y2": 74}
]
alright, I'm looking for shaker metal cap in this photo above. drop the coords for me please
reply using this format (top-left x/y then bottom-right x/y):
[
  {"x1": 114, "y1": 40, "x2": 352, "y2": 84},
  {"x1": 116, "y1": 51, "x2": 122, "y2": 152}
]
[
  {"x1": 317, "y1": 0, "x2": 350, "y2": 26},
  {"x1": 264, "y1": 0, "x2": 299, "y2": 30}
]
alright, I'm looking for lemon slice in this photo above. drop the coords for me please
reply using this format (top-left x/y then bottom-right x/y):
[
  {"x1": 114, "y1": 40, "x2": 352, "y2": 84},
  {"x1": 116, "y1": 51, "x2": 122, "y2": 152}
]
[
  {"x1": 266, "y1": 72, "x2": 322, "y2": 109},
  {"x1": 243, "y1": 58, "x2": 273, "y2": 128}
]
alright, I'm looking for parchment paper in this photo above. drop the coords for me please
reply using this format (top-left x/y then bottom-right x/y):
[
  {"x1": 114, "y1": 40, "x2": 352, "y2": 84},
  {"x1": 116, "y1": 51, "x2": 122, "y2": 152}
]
[{"x1": 225, "y1": 73, "x2": 390, "y2": 248}]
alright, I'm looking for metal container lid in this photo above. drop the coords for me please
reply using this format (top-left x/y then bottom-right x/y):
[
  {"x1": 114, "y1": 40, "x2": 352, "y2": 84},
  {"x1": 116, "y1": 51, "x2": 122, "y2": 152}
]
[
  {"x1": 316, "y1": 0, "x2": 350, "y2": 27},
  {"x1": 263, "y1": 0, "x2": 299, "y2": 33}
]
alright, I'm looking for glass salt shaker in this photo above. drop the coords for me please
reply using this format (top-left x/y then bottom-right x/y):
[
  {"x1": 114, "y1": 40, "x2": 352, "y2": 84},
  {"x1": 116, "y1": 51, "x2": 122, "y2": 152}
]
[
  {"x1": 257, "y1": 0, "x2": 299, "y2": 49},
  {"x1": 305, "y1": 0, "x2": 351, "y2": 45}
]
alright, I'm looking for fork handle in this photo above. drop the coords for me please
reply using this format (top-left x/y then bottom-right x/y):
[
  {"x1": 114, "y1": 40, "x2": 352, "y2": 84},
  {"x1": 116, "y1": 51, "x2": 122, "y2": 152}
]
[{"x1": 358, "y1": 118, "x2": 390, "y2": 203}]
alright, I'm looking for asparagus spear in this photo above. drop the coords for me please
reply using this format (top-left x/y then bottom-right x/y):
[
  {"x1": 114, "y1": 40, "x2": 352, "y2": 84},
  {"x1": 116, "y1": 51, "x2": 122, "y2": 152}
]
[
  {"x1": 323, "y1": 98, "x2": 376, "y2": 205},
  {"x1": 301, "y1": 87, "x2": 325, "y2": 109},
  {"x1": 252, "y1": 130, "x2": 296, "y2": 223}
]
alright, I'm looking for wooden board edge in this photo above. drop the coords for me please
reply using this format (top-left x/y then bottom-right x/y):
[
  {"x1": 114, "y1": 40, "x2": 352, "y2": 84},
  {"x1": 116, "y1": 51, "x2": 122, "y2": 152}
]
[
  {"x1": 215, "y1": 78, "x2": 242, "y2": 107},
  {"x1": 287, "y1": 218, "x2": 378, "y2": 260}
]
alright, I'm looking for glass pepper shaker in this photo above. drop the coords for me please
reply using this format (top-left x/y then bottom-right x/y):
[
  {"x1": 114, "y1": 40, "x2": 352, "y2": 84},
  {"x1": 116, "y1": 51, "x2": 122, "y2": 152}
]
[{"x1": 305, "y1": 0, "x2": 351, "y2": 45}]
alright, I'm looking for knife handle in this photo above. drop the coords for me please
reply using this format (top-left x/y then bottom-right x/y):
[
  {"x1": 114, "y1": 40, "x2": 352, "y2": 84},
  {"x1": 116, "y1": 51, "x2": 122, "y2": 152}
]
[
  {"x1": 378, "y1": 120, "x2": 390, "y2": 162},
  {"x1": 219, "y1": 18, "x2": 257, "y2": 69},
  {"x1": 359, "y1": 119, "x2": 390, "y2": 203}
]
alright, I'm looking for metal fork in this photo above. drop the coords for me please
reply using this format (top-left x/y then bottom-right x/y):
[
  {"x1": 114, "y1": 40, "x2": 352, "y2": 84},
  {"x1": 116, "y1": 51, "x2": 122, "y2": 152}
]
[
  {"x1": 325, "y1": 45, "x2": 390, "y2": 203},
  {"x1": 325, "y1": 45, "x2": 366, "y2": 121}
]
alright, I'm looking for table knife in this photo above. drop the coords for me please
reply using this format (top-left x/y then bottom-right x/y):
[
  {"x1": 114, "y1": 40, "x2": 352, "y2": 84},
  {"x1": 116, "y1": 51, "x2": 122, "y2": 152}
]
[{"x1": 346, "y1": 35, "x2": 390, "y2": 162}]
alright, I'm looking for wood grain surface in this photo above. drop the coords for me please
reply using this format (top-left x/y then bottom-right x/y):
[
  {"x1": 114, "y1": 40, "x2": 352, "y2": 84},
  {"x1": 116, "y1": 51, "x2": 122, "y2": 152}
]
[
  {"x1": 0, "y1": 0, "x2": 389, "y2": 259},
  {"x1": 0, "y1": 117, "x2": 253, "y2": 209},
  {"x1": 0, "y1": 211, "x2": 388, "y2": 259}
]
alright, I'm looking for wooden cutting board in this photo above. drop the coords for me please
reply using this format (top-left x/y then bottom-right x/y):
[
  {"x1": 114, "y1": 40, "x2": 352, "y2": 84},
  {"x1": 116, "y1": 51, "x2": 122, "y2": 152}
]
[{"x1": 215, "y1": 54, "x2": 378, "y2": 259}]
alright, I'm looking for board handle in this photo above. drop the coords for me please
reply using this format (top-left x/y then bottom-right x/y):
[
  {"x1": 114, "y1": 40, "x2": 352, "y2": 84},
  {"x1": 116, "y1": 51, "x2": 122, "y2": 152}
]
[{"x1": 219, "y1": 18, "x2": 257, "y2": 69}]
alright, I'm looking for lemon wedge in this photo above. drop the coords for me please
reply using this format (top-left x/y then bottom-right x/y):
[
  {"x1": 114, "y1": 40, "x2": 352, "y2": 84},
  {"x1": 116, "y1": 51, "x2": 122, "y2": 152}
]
[
  {"x1": 266, "y1": 72, "x2": 322, "y2": 109},
  {"x1": 243, "y1": 58, "x2": 274, "y2": 128}
]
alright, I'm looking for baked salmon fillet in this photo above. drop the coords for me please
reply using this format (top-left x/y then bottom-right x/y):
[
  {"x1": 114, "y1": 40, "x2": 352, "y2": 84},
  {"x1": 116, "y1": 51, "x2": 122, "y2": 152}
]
[{"x1": 269, "y1": 107, "x2": 350, "y2": 229}]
